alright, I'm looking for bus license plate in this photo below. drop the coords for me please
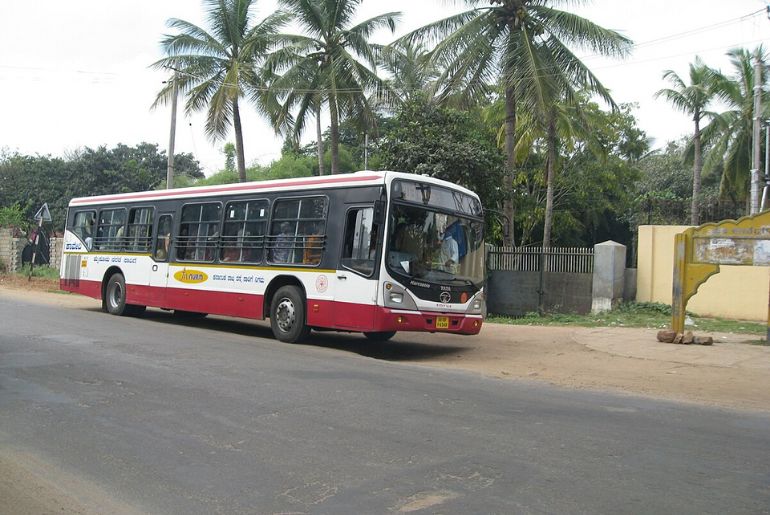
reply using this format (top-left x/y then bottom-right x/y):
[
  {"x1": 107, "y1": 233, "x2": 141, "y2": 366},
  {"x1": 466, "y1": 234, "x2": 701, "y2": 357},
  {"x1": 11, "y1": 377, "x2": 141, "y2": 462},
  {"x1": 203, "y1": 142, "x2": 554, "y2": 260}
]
[{"x1": 436, "y1": 317, "x2": 449, "y2": 329}]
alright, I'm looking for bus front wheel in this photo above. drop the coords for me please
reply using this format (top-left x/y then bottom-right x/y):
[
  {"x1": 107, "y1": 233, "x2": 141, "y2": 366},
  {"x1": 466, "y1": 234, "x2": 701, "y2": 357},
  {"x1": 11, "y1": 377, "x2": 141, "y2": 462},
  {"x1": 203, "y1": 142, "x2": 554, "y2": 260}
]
[{"x1": 270, "y1": 286, "x2": 310, "y2": 343}]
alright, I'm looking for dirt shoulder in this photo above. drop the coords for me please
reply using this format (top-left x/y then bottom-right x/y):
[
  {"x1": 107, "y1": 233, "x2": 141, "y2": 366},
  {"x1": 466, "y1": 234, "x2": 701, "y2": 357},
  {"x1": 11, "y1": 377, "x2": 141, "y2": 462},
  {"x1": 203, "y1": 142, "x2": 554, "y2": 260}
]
[
  {"x1": 396, "y1": 324, "x2": 770, "y2": 412},
  {"x1": 2, "y1": 282, "x2": 769, "y2": 412}
]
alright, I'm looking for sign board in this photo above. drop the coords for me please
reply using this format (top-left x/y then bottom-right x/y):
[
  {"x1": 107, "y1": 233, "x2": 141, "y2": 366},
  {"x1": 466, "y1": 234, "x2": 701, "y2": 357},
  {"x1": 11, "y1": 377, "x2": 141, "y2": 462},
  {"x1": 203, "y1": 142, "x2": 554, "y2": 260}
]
[
  {"x1": 33, "y1": 203, "x2": 52, "y2": 222},
  {"x1": 672, "y1": 211, "x2": 770, "y2": 335}
]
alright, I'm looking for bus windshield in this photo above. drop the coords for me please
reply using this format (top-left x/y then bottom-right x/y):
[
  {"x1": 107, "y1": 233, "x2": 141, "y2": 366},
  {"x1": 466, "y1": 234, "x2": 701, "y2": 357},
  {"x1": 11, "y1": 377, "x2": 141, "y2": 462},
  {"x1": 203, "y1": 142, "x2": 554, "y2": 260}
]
[{"x1": 386, "y1": 202, "x2": 485, "y2": 288}]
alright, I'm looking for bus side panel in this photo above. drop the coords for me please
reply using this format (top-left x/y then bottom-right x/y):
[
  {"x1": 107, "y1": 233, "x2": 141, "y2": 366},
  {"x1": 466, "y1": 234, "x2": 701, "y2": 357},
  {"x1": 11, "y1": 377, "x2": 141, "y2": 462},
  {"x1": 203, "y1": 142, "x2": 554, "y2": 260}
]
[
  {"x1": 60, "y1": 277, "x2": 102, "y2": 301},
  {"x1": 305, "y1": 299, "x2": 376, "y2": 331},
  {"x1": 164, "y1": 287, "x2": 263, "y2": 319}
]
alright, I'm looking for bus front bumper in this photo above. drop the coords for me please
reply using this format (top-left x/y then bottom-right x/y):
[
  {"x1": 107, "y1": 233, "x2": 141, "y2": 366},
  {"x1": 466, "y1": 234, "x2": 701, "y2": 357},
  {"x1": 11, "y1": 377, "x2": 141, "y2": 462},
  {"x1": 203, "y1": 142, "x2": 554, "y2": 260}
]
[{"x1": 375, "y1": 308, "x2": 483, "y2": 335}]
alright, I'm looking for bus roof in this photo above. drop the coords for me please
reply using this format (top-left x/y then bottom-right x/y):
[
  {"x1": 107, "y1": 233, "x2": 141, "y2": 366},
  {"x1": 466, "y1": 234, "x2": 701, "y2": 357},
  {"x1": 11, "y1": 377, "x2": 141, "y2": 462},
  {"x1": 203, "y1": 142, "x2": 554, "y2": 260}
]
[{"x1": 68, "y1": 171, "x2": 480, "y2": 207}]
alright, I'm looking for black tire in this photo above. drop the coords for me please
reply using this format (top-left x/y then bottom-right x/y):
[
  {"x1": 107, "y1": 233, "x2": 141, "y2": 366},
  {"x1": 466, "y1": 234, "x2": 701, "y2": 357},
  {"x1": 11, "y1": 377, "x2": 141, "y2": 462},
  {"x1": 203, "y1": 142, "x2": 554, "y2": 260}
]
[
  {"x1": 173, "y1": 310, "x2": 208, "y2": 319},
  {"x1": 270, "y1": 285, "x2": 310, "y2": 343},
  {"x1": 104, "y1": 273, "x2": 145, "y2": 317},
  {"x1": 104, "y1": 273, "x2": 129, "y2": 316},
  {"x1": 363, "y1": 331, "x2": 397, "y2": 342}
]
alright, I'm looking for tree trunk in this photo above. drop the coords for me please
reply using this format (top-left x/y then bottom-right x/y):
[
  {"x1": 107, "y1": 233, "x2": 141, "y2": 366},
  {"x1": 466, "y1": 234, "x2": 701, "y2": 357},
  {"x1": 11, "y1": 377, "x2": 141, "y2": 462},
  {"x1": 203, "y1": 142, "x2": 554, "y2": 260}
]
[
  {"x1": 316, "y1": 103, "x2": 325, "y2": 176},
  {"x1": 503, "y1": 86, "x2": 517, "y2": 246},
  {"x1": 691, "y1": 114, "x2": 702, "y2": 225},
  {"x1": 542, "y1": 113, "x2": 557, "y2": 249},
  {"x1": 233, "y1": 98, "x2": 247, "y2": 182},
  {"x1": 328, "y1": 95, "x2": 340, "y2": 174}
]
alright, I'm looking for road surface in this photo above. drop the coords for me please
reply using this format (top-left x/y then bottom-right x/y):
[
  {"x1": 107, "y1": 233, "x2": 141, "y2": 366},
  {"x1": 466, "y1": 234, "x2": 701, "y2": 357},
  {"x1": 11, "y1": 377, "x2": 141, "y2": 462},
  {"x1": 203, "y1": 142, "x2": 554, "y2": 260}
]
[{"x1": 1, "y1": 294, "x2": 769, "y2": 514}]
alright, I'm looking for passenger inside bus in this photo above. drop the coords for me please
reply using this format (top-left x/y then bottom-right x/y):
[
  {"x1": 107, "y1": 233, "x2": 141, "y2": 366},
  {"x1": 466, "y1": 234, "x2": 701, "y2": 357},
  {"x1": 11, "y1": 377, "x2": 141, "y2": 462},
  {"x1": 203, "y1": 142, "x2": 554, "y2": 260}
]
[
  {"x1": 437, "y1": 228, "x2": 459, "y2": 272},
  {"x1": 303, "y1": 222, "x2": 323, "y2": 265},
  {"x1": 272, "y1": 222, "x2": 294, "y2": 263},
  {"x1": 83, "y1": 217, "x2": 94, "y2": 251},
  {"x1": 154, "y1": 233, "x2": 171, "y2": 260}
]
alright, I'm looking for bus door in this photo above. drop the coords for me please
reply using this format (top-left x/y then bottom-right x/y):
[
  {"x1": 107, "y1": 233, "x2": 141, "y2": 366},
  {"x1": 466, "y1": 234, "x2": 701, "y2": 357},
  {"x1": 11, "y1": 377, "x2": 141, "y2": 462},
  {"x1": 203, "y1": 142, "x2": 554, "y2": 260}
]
[
  {"x1": 149, "y1": 213, "x2": 174, "y2": 306},
  {"x1": 334, "y1": 205, "x2": 382, "y2": 330}
]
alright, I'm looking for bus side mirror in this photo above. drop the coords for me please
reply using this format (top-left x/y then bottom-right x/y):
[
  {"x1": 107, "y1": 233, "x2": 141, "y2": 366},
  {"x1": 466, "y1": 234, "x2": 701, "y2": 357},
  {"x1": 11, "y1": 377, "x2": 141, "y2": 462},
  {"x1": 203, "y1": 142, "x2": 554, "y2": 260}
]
[{"x1": 373, "y1": 200, "x2": 385, "y2": 225}]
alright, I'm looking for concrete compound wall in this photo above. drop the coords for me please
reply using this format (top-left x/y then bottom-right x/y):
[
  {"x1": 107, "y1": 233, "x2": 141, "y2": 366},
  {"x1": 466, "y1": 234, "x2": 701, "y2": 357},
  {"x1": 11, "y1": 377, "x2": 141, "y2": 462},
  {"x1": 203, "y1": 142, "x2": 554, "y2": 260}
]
[
  {"x1": 0, "y1": 229, "x2": 24, "y2": 273},
  {"x1": 487, "y1": 270, "x2": 593, "y2": 316},
  {"x1": 637, "y1": 225, "x2": 770, "y2": 322},
  {"x1": 0, "y1": 231, "x2": 61, "y2": 273}
]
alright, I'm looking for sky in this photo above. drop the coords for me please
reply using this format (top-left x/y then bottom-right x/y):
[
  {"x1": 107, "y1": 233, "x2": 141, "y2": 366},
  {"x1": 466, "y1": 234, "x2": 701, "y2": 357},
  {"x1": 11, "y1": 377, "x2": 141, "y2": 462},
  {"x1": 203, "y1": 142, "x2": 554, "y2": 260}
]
[{"x1": 0, "y1": 0, "x2": 768, "y2": 176}]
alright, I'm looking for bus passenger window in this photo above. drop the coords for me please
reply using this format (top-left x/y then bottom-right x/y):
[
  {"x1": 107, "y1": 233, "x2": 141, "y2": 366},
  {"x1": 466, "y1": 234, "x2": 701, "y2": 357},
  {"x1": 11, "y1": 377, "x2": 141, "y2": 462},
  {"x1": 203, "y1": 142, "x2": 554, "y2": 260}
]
[
  {"x1": 96, "y1": 208, "x2": 126, "y2": 251},
  {"x1": 178, "y1": 203, "x2": 221, "y2": 262},
  {"x1": 72, "y1": 211, "x2": 96, "y2": 250},
  {"x1": 221, "y1": 200, "x2": 267, "y2": 263},
  {"x1": 269, "y1": 197, "x2": 327, "y2": 265},
  {"x1": 127, "y1": 207, "x2": 154, "y2": 252},
  {"x1": 154, "y1": 215, "x2": 173, "y2": 262}
]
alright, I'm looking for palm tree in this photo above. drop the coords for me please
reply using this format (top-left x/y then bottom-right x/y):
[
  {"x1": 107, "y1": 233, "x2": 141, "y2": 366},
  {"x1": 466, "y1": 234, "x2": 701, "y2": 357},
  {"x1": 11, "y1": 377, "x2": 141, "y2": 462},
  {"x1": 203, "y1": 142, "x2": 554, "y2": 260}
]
[
  {"x1": 701, "y1": 47, "x2": 768, "y2": 208},
  {"x1": 380, "y1": 42, "x2": 440, "y2": 104},
  {"x1": 400, "y1": 0, "x2": 631, "y2": 246},
  {"x1": 152, "y1": 0, "x2": 290, "y2": 182},
  {"x1": 655, "y1": 57, "x2": 714, "y2": 225},
  {"x1": 271, "y1": 0, "x2": 400, "y2": 175}
]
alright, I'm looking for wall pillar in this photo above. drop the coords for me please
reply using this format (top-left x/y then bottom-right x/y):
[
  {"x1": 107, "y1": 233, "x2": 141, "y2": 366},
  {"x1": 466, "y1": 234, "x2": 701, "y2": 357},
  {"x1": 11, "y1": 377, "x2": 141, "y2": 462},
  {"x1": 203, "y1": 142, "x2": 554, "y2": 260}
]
[{"x1": 592, "y1": 240, "x2": 626, "y2": 313}]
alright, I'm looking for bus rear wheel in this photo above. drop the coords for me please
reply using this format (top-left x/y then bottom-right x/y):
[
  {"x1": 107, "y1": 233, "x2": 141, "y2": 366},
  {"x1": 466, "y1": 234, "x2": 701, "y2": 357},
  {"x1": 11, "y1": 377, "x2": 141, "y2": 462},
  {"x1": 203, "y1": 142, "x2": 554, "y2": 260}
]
[
  {"x1": 104, "y1": 273, "x2": 144, "y2": 316},
  {"x1": 270, "y1": 286, "x2": 310, "y2": 343},
  {"x1": 363, "y1": 331, "x2": 397, "y2": 342}
]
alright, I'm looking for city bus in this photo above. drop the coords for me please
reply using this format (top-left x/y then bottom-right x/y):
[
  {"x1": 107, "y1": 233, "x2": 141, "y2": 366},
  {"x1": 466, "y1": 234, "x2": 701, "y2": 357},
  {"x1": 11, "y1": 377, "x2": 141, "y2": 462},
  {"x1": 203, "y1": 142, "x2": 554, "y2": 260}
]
[{"x1": 60, "y1": 171, "x2": 486, "y2": 342}]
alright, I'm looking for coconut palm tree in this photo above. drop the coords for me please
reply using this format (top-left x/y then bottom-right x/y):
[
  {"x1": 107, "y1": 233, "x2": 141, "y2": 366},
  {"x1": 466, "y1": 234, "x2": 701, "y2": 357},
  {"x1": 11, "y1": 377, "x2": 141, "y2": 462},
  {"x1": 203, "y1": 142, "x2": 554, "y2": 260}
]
[
  {"x1": 701, "y1": 47, "x2": 768, "y2": 208},
  {"x1": 152, "y1": 0, "x2": 290, "y2": 182},
  {"x1": 399, "y1": 0, "x2": 631, "y2": 245},
  {"x1": 270, "y1": 0, "x2": 400, "y2": 174},
  {"x1": 379, "y1": 42, "x2": 440, "y2": 104},
  {"x1": 655, "y1": 57, "x2": 714, "y2": 225}
]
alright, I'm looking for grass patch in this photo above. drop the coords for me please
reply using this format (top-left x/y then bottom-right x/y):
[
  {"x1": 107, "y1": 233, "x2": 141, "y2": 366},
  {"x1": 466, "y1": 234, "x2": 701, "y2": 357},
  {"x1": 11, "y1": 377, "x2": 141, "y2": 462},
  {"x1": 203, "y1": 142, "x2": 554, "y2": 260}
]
[
  {"x1": 16, "y1": 265, "x2": 60, "y2": 280},
  {"x1": 488, "y1": 302, "x2": 767, "y2": 336}
]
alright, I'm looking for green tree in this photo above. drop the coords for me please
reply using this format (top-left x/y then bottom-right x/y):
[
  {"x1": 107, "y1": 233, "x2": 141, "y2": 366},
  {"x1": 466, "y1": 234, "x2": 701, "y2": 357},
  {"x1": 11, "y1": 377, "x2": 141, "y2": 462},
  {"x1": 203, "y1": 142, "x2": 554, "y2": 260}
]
[
  {"x1": 633, "y1": 140, "x2": 696, "y2": 227},
  {"x1": 701, "y1": 46, "x2": 768, "y2": 207},
  {"x1": 0, "y1": 144, "x2": 202, "y2": 230},
  {"x1": 401, "y1": 0, "x2": 631, "y2": 245},
  {"x1": 655, "y1": 57, "x2": 714, "y2": 225},
  {"x1": 271, "y1": 0, "x2": 400, "y2": 174},
  {"x1": 0, "y1": 203, "x2": 28, "y2": 230},
  {"x1": 152, "y1": 0, "x2": 290, "y2": 182},
  {"x1": 223, "y1": 142, "x2": 236, "y2": 172},
  {"x1": 380, "y1": 42, "x2": 439, "y2": 104}
]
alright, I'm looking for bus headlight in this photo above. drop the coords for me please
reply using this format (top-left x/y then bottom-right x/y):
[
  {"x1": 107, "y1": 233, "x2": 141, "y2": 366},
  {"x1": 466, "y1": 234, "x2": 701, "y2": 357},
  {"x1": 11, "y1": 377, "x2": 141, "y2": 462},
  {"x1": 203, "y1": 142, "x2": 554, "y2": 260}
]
[
  {"x1": 383, "y1": 282, "x2": 418, "y2": 310},
  {"x1": 466, "y1": 291, "x2": 485, "y2": 314}
]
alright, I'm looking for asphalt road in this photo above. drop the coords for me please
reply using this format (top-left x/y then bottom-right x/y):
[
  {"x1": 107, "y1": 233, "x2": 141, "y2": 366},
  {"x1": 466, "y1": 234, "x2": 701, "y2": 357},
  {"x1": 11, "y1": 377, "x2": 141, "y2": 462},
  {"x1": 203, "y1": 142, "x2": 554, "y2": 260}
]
[{"x1": 1, "y1": 294, "x2": 769, "y2": 514}]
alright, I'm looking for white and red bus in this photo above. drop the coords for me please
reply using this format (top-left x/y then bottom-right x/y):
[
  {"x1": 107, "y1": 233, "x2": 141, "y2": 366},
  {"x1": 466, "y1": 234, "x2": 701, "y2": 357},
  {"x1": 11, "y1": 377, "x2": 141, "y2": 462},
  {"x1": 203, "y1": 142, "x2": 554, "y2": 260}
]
[{"x1": 60, "y1": 171, "x2": 486, "y2": 342}]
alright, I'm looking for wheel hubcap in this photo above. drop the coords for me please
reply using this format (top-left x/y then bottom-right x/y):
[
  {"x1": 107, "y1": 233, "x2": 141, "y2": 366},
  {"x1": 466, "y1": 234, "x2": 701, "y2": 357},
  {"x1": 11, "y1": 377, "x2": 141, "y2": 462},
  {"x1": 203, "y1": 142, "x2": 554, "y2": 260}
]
[
  {"x1": 110, "y1": 283, "x2": 122, "y2": 309},
  {"x1": 275, "y1": 297, "x2": 295, "y2": 332}
]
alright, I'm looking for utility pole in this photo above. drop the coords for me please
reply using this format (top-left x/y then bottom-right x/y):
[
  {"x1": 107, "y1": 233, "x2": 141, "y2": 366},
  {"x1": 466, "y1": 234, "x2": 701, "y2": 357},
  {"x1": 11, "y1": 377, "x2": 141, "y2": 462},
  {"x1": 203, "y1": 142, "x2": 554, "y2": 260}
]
[
  {"x1": 167, "y1": 71, "x2": 179, "y2": 189},
  {"x1": 762, "y1": 124, "x2": 769, "y2": 211},
  {"x1": 751, "y1": 57, "x2": 762, "y2": 214}
]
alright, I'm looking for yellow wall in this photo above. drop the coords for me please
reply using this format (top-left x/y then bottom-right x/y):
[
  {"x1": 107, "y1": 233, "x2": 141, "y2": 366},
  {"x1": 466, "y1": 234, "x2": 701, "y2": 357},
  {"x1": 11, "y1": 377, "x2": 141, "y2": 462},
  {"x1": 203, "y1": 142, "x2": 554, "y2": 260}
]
[{"x1": 637, "y1": 225, "x2": 770, "y2": 321}]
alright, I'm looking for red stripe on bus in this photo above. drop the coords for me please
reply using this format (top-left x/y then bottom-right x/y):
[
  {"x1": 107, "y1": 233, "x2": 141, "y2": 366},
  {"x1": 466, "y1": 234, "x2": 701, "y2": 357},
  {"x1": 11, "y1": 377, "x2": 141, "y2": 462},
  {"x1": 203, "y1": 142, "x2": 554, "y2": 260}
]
[
  {"x1": 70, "y1": 174, "x2": 383, "y2": 205},
  {"x1": 59, "y1": 279, "x2": 482, "y2": 335}
]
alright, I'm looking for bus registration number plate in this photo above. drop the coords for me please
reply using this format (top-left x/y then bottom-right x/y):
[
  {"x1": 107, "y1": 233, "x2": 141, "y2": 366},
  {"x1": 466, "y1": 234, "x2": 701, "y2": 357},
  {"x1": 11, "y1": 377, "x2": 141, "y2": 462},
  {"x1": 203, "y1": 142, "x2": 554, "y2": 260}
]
[{"x1": 436, "y1": 317, "x2": 449, "y2": 329}]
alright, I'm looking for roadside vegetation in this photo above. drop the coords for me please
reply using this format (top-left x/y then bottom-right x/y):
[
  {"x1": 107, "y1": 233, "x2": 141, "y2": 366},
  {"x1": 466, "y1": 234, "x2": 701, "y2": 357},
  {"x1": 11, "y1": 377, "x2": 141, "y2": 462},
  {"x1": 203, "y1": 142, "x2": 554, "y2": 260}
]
[
  {"x1": 0, "y1": 1, "x2": 765, "y2": 249},
  {"x1": 0, "y1": 267, "x2": 62, "y2": 293},
  {"x1": 489, "y1": 302, "x2": 766, "y2": 337}
]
